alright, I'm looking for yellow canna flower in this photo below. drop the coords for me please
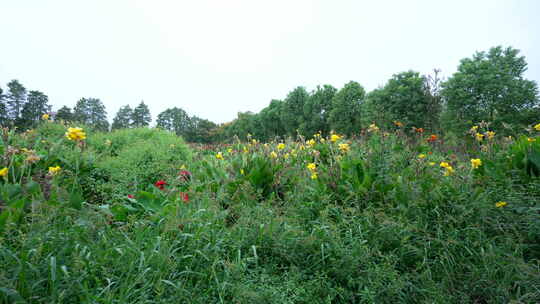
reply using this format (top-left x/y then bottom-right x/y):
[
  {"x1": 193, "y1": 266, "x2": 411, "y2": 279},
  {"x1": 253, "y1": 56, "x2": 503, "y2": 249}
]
[
  {"x1": 284, "y1": 153, "x2": 290, "y2": 159},
  {"x1": 443, "y1": 166, "x2": 454, "y2": 176},
  {"x1": 240, "y1": 169, "x2": 245, "y2": 175},
  {"x1": 470, "y1": 125, "x2": 479, "y2": 132},
  {"x1": 310, "y1": 172, "x2": 318, "y2": 180},
  {"x1": 485, "y1": 131, "x2": 495, "y2": 140},
  {"x1": 307, "y1": 139, "x2": 316, "y2": 147},
  {"x1": 528, "y1": 137, "x2": 536, "y2": 142},
  {"x1": 215, "y1": 152, "x2": 224, "y2": 160},
  {"x1": 243, "y1": 146, "x2": 249, "y2": 153},
  {"x1": 418, "y1": 153, "x2": 426, "y2": 159},
  {"x1": 440, "y1": 162, "x2": 450, "y2": 168},
  {"x1": 534, "y1": 123, "x2": 540, "y2": 131},
  {"x1": 48, "y1": 166, "x2": 61, "y2": 175},
  {"x1": 330, "y1": 134, "x2": 341, "y2": 142},
  {"x1": 277, "y1": 143, "x2": 285, "y2": 150},
  {"x1": 470, "y1": 158, "x2": 482, "y2": 169},
  {"x1": 65, "y1": 127, "x2": 86, "y2": 141},
  {"x1": 307, "y1": 163, "x2": 317, "y2": 171},
  {"x1": 368, "y1": 124, "x2": 379, "y2": 132},
  {"x1": 428, "y1": 162, "x2": 436, "y2": 166},
  {"x1": 180, "y1": 164, "x2": 186, "y2": 169},
  {"x1": 338, "y1": 143, "x2": 350, "y2": 152},
  {"x1": 495, "y1": 201, "x2": 507, "y2": 208},
  {"x1": 475, "y1": 133, "x2": 484, "y2": 141},
  {"x1": 227, "y1": 148, "x2": 233, "y2": 153},
  {"x1": 270, "y1": 151, "x2": 278, "y2": 158},
  {"x1": 0, "y1": 167, "x2": 8, "y2": 177},
  {"x1": 42, "y1": 113, "x2": 50, "y2": 120}
]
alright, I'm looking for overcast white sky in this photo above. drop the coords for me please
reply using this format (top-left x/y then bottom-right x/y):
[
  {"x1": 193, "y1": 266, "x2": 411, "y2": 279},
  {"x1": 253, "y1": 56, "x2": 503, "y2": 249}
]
[{"x1": 1, "y1": 0, "x2": 539, "y2": 124}]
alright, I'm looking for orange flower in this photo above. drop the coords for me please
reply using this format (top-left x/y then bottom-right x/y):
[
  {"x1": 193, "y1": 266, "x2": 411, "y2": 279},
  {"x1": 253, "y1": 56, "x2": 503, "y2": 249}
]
[{"x1": 427, "y1": 134, "x2": 437, "y2": 143}]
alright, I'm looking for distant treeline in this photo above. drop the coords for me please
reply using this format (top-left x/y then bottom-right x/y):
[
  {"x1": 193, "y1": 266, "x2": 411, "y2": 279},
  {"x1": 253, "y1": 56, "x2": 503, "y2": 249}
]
[{"x1": 1, "y1": 46, "x2": 538, "y2": 142}]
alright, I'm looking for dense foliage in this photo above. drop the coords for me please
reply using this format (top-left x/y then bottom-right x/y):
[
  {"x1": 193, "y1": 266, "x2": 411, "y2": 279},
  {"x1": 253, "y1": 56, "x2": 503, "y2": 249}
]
[{"x1": 1, "y1": 119, "x2": 540, "y2": 302}]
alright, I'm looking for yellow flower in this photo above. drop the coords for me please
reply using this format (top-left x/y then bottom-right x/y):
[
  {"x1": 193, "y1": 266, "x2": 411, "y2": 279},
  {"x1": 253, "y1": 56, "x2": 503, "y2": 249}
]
[
  {"x1": 475, "y1": 133, "x2": 484, "y2": 141},
  {"x1": 0, "y1": 167, "x2": 8, "y2": 177},
  {"x1": 48, "y1": 166, "x2": 61, "y2": 176},
  {"x1": 534, "y1": 123, "x2": 540, "y2": 131},
  {"x1": 495, "y1": 201, "x2": 508, "y2": 208},
  {"x1": 338, "y1": 143, "x2": 350, "y2": 152},
  {"x1": 270, "y1": 151, "x2": 278, "y2": 158},
  {"x1": 440, "y1": 162, "x2": 450, "y2": 168},
  {"x1": 227, "y1": 148, "x2": 233, "y2": 153},
  {"x1": 299, "y1": 145, "x2": 305, "y2": 150},
  {"x1": 320, "y1": 138, "x2": 326, "y2": 143},
  {"x1": 65, "y1": 127, "x2": 86, "y2": 141},
  {"x1": 528, "y1": 137, "x2": 537, "y2": 142},
  {"x1": 428, "y1": 162, "x2": 436, "y2": 166},
  {"x1": 215, "y1": 152, "x2": 224, "y2": 160},
  {"x1": 243, "y1": 146, "x2": 249, "y2": 153},
  {"x1": 330, "y1": 134, "x2": 341, "y2": 142},
  {"x1": 307, "y1": 163, "x2": 317, "y2": 171},
  {"x1": 470, "y1": 158, "x2": 482, "y2": 169},
  {"x1": 394, "y1": 121, "x2": 403, "y2": 127},
  {"x1": 180, "y1": 164, "x2": 186, "y2": 169},
  {"x1": 418, "y1": 153, "x2": 426, "y2": 159},
  {"x1": 42, "y1": 113, "x2": 50, "y2": 120},
  {"x1": 470, "y1": 125, "x2": 479, "y2": 132},
  {"x1": 277, "y1": 143, "x2": 285, "y2": 150},
  {"x1": 368, "y1": 124, "x2": 379, "y2": 132},
  {"x1": 252, "y1": 139, "x2": 258, "y2": 145},
  {"x1": 310, "y1": 172, "x2": 318, "y2": 180},
  {"x1": 284, "y1": 153, "x2": 290, "y2": 159},
  {"x1": 485, "y1": 131, "x2": 495, "y2": 140},
  {"x1": 443, "y1": 166, "x2": 454, "y2": 176},
  {"x1": 240, "y1": 169, "x2": 245, "y2": 175},
  {"x1": 307, "y1": 139, "x2": 316, "y2": 147}
]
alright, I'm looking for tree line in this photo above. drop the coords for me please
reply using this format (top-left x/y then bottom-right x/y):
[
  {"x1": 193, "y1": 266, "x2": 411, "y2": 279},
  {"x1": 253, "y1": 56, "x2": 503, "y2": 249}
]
[
  {"x1": 1, "y1": 46, "x2": 539, "y2": 142},
  {"x1": 219, "y1": 46, "x2": 539, "y2": 141}
]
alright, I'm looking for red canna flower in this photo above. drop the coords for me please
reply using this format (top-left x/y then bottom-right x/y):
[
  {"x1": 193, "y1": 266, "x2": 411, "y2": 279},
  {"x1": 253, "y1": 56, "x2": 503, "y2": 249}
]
[
  {"x1": 155, "y1": 180, "x2": 167, "y2": 190},
  {"x1": 414, "y1": 127, "x2": 424, "y2": 133},
  {"x1": 180, "y1": 192, "x2": 189, "y2": 203},
  {"x1": 127, "y1": 194, "x2": 134, "y2": 199},
  {"x1": 427, "y1": 134, "x2": 438, "y2": 143},
  {"x1": 178, "y1": 170, "x2": 192, "y2": 182}
]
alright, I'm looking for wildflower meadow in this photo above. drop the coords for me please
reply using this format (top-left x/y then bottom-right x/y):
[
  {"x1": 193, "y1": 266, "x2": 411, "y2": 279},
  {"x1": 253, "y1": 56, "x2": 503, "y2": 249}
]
[{"x1": 0, "y1": 118, "x2": 539, "y2": 303}]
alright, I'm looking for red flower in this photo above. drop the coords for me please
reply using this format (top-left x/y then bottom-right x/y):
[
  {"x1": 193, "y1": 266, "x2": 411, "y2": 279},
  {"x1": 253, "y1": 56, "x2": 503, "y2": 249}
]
[
  {"x1": 414, "y1": 127, "x2": 424, "y2": 133},
  {"x1": 155, "y1": 180, "x2": 167, "y2": 190},
  {"x1": 127, "y1": 194, "x2": 134, "y2": 199},
  {"x1": 427, "y1": 134, "x2": 437, "y2": 143},
  {"x1": 180, "y1": 192, "x2": 189, "y2": 203},
  {"x1": 178, "y1": 170, "x2": 192, "y2": 182}
]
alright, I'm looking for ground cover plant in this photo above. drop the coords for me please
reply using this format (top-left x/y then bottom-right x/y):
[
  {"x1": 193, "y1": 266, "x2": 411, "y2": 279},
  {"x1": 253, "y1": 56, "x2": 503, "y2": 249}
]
[{"x1": 1, "y1": 119, "x2": 540, "y2": 303}]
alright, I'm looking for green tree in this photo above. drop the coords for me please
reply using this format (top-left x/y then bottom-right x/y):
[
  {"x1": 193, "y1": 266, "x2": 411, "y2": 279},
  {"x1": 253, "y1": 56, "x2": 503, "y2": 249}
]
[
  {"x1": 0, "y1": 86, "x2": 8, "y2": 126},
  {"x1": 328, "y1": 81, "x2": 365, "y2": 136},
  {"x1": 300, "y1": 85, "x2": 336, "y2": 137},
  {"x1": 258, "y1": 99, "x2": 285, "y2": 141},
  {"x1": 6, "y1": 80, "x2": 27, "y2": 125},
  {"x1": 131, "y1": 101, "x2": 151, "y2": 127},
  {"x1": 185, "y1": 116, "x2": 217, "y2": 143},
  {"x1": 367, "y1": 71, "x2": 436, "y2": 130},
  {"x1": 112, "y1": 105, "x2": 133, "y2": 130},
  {"x1": 281, "y1": 87, "x2": 309, "y2": 137},
  {"x1": 156, "y1": 107, "x2": 190, "y2": 137},
  {"x1": 73, "y1": 97, "x2": 109, "y2": 131},
  {"x1": 19, "y1": 91, "x2": 51, "y2": 129},
  {"x1": 441, "y1": 46, "x2": 539, "y2": 132},
  {"x1": 55, "y1": 106, "x2": 73, "y2": 122}
]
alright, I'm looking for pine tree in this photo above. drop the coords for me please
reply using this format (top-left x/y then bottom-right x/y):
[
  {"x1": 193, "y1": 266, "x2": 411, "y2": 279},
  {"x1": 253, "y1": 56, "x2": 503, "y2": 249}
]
[
  {"x1": 19, "y1": 91, "x2": 51, "y2": 129},
  {"x1": 55, "y1": 106, "x2": 73, "y2": 122},
  {"x1": 112, "y1": 105, "x2": 133, "y2": 130},
  {"x1": 131, "y1": 101, "x2": 151, "y2": 127},
  {"x1": 0, "y1": 86, "x2": 8, "y2": 127},
  {"x1": 73, "y1": 97, "x2": 109, "y2": 131},
  {"x1": 6, "y1": 80, "x2": 27, "y2": 126}
]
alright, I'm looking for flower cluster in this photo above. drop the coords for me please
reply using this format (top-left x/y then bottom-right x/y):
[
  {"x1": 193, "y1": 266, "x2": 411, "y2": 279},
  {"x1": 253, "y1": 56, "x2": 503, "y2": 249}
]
[{"x1": 65, "y1": 127, "x2": 86, "y2": 141}]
